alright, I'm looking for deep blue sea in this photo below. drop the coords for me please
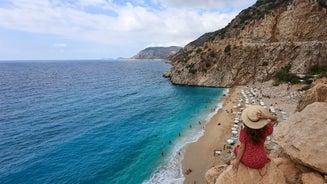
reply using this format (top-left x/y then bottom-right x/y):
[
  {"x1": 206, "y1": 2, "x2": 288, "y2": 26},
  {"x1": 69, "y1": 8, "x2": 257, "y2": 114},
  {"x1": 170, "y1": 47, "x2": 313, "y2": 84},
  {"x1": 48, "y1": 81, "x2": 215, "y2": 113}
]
[{"x1": 0, "y1": 60, "x2": 225, "y2": 184}]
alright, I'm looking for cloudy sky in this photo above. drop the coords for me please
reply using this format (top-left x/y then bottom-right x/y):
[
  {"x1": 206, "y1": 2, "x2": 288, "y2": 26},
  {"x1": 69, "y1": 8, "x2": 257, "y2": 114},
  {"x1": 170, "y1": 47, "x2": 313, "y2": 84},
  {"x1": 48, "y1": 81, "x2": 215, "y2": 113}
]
[{"x1": 0, "y1": 0, "x2": 256, "y2": 60}]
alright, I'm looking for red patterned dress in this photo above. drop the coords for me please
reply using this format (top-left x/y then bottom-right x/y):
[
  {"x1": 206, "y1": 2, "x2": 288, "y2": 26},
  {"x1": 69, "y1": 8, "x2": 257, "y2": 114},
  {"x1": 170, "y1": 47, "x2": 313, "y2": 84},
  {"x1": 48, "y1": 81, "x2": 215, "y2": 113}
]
[{"x1": 235, "y1": 123, "x2": 273, "y2": 169}]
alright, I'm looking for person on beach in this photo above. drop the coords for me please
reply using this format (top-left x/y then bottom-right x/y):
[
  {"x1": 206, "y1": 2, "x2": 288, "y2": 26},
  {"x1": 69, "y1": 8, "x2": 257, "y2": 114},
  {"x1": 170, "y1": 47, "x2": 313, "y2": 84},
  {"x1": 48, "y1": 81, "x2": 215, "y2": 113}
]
[{"x1": 232, "y1": 105, "x2": 277, "y2": 170}]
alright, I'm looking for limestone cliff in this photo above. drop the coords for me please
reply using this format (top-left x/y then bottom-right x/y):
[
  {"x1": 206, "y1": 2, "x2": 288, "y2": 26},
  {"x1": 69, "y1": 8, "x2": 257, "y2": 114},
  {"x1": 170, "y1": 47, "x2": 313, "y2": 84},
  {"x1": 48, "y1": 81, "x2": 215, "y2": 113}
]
[
  {"x1": 164, "y1": 0, "x2": 327, "y2": 87},
  {"x1": 296, "y1": 78, "x2": 327, "y2": 111},
  {"x1": 274, "y1": 102, "x2": 327, "y2": 174}
]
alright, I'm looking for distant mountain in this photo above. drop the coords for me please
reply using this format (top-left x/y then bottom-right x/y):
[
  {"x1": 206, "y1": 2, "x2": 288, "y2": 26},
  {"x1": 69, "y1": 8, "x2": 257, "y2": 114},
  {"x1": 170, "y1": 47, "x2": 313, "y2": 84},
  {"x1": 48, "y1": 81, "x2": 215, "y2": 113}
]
[{"x1": 131, "y1": 46, "x2": 182, "y2": 59}]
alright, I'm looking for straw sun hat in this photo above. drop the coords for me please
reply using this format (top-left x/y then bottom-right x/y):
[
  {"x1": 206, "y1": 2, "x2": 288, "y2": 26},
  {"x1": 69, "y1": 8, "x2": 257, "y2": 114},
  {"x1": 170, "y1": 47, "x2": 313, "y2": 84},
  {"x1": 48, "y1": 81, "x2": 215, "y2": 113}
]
[{"x1": 241, "y1": 105, "x2": 270, "y2": 129}]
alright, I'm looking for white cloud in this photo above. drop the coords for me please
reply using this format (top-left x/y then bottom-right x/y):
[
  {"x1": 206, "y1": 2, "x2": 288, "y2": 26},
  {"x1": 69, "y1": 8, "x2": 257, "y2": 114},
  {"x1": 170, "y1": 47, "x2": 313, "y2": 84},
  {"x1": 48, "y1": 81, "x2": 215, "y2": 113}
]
[
  {"x1": 53, "y1": 43, "x2": 67, "y2": 48},
  {"x1": 77, "y1": 0, "x2": 108, "y2": 6},
  {"x1": 155, "y1": 0, "x2": 255, "y2": 9},
  {"x1": 0, "y1": 0, "x2": 256, "y2": 58}
]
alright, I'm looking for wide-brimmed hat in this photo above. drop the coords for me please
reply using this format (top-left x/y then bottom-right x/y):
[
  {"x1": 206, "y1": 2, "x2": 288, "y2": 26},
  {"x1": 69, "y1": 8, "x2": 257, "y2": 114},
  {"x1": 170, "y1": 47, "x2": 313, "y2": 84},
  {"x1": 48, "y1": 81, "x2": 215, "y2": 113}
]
[{"x1": 241, "y1": 105, "x2": 270, "y2": 129}]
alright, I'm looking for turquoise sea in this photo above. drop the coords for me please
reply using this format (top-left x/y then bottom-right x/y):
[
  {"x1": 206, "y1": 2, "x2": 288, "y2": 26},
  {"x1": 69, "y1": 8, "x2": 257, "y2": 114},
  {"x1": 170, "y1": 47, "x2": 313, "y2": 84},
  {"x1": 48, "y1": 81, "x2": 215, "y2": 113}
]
[{"x1": 0, "y1": 60, "x2": 226, "y2": 184}]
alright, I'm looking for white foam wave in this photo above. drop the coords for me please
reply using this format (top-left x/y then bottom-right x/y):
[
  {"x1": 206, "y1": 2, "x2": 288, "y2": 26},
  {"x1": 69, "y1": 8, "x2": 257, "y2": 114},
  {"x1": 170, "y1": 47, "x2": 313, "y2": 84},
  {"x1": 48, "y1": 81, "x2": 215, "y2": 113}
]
[
  {"x1": 205, "y1": 101, "x2": 223, "y2": 122},
  {"x1": 143, "y1": 127, "x2": 204, "y2": 184},
  {"x1": 143, "y1": 89, "x2": 228, "y2": 184},
  {"x1": 205, "y1": 88, "x2": 228, "y2": 122}
]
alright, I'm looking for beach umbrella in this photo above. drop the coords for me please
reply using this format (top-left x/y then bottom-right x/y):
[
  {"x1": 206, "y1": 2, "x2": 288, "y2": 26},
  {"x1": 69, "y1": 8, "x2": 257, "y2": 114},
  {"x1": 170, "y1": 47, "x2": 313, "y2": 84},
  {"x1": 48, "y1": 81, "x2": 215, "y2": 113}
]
[{"x1": 227, "y1": 139, "x2": 235, "y2": 144}]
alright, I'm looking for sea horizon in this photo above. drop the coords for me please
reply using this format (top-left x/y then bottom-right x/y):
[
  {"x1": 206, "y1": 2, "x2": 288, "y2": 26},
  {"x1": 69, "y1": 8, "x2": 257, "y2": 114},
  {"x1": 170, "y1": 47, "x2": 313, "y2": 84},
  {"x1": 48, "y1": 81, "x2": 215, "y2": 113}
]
[
  {"x1": 0, "y1": 58, "x2": 167, "y2": 63},
  {"x1": 0, "y1": 59, "x2": 226, "y2": 183}
]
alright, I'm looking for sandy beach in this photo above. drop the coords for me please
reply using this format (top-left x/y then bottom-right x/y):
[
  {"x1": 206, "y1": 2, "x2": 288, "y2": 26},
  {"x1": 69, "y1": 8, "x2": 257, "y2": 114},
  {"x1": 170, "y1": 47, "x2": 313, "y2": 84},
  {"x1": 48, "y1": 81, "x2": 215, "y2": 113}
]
[{"x1": 182, "y1": 81, "x2": 304, "y2": 184}]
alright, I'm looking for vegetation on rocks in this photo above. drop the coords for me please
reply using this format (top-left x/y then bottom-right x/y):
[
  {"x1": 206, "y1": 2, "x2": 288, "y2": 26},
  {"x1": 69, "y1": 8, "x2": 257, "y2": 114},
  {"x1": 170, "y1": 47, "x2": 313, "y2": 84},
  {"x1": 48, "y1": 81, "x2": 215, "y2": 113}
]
[
  {"x1": 318, "y1": 0, "x2": 327, "y2": 8},
  {"x1": 275, "y1": 64, "x2": 300, "y2": 84},
  {"x1": 307, "y1": 64, "x2": 327, "y2": 78},
  {"x1": 274, "y1": 64, "x2": 327, "y2": 86}
]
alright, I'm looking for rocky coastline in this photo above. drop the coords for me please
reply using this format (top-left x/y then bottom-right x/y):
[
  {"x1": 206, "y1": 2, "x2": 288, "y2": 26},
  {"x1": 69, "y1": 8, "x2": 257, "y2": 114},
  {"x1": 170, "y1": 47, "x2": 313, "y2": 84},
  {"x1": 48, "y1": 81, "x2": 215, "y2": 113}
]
[
  {"x1": 182, "y1": 79, "x2": 327, "y2": 184},
  {"x1": 162, "y1": 0, "x2": 327, "y2": 183}
]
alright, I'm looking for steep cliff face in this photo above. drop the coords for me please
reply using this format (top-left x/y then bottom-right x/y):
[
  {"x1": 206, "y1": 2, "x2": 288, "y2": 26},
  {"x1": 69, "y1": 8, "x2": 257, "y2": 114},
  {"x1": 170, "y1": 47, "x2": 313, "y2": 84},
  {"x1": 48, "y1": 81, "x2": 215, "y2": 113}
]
[{"x1": 165, "y1": 0, "x2": 327, "y2": 87}]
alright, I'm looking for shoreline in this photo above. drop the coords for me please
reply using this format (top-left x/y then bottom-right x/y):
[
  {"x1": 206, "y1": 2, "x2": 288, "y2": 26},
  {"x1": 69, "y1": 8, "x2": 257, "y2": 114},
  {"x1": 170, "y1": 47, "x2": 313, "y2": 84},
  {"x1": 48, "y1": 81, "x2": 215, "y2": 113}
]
[
  {"x1": 143, "y1": 88, "x2": 228, "y2": 184},
  {"x1": 182, "y1": 86, "x2": 241, "y2": 184},
  {"x1": 181, "y1": 81, "x2": 303, "y2": 184}
]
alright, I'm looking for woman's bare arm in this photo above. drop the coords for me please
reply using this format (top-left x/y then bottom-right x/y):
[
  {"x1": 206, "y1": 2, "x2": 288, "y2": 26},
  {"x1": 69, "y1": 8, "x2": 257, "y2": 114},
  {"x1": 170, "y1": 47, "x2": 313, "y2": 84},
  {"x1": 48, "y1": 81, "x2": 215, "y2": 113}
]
[
  {"x1": 232, "y1": 142, "x2": 245, "y2": 170},
  {"x1": 257, "y1": 110, "x2": 277, "y2": 122}
]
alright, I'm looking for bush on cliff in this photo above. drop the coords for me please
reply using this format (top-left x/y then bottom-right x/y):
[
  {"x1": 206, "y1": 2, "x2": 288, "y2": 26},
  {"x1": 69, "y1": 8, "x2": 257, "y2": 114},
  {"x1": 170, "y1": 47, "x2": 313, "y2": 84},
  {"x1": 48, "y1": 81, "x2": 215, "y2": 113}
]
[
  {"x1": 275, "y1": 64, "x2": 300, "y2": 84},
  {"x1": 307, "y1": 64, "x2": 327, "y2": 78},
  {"x1": 224, "y1": 45, "x2": 231, "y2": 56},
  {"x1": 318, "y1": 0, "x2": 327, "y2": 8}
]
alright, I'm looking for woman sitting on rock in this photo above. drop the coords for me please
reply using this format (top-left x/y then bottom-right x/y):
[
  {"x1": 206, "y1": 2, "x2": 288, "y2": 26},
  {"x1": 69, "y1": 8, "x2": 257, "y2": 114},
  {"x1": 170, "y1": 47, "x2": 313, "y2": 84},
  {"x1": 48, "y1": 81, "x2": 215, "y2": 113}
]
[{"x1": 232, "y1": 105, "x2": 277, "y2": 170}]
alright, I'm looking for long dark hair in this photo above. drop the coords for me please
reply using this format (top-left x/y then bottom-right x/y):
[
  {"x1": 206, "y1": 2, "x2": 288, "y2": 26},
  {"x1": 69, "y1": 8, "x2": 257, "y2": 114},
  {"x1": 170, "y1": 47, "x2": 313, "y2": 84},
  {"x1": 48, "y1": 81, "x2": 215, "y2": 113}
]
[{"x1": 244, "y1": 125, "x2": 267, "y2": 145}]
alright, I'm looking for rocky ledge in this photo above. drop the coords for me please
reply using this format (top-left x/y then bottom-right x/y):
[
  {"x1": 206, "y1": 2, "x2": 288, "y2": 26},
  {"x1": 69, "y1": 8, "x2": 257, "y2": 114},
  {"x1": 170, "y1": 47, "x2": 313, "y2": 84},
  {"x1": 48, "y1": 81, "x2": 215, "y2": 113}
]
[{"x1": 205, "y1": 79, "x2": 327, "y2": 184}]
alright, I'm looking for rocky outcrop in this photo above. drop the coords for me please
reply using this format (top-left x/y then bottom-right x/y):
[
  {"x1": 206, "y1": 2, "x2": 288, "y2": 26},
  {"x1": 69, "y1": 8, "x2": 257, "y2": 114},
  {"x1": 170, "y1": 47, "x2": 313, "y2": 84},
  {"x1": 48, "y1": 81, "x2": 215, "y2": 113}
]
[
  {"x1": 205, "y1": 165, "x2": 228, "y2": 184},
  {"x1": 274, "y1": 157, "x2": 312, "y2": 184},
  {"x1": 213, "y1": 161, "x2": 286, "y2": 184},
  {"x1": 165, "y1": 0, "x2": 327, "y2": 87},
  {"x1": 274, "y1": 102, "x2": 327, "y2": 174},
  {"x1": 274, "y1": 158, "x2": 301, "y2": 184},
  {"x1": 131, "y1": 46, "x2": 181, "y2": 59},
  {"x1": 297, "y1": 79, "x2": 327, "y2": 111},
  {"x1": 301, "y1": 172, "x2": 325, "y2": 184},
  {"x1": 206, "y1": 99, "x2": 327, "y2": 183}
]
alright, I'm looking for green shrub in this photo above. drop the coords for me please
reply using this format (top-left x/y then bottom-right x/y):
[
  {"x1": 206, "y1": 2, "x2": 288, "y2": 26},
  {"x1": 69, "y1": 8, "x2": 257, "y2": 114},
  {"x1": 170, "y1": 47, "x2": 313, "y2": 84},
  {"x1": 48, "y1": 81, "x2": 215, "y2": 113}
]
[
  {"x1": 196, "y1": 48, "x2": 202, "y2": 54},
  {"x1": 239, "y1": 8, "x2": 252, "y2": 25},
  {"x1": 318, "y1": 0, "x2": 327, "y2": 8},
  {"x1": 283, "y1": 63, "x2": 292, "y2": 72},
  {"x1": 186, "y1": 63, "x2": 194, "y2": 69},
  {"x1": 262, "y1": 61, "x2": 269, "y2": 66},
  {"x1": 184, "y1": 50, "x2": 193, "y2": 56},
  {"x1": 275, "y1": 64, "x2": 300, "y2": 83},
  {"x1": 206, "y1": 62, "x2": 211, "y2": 68},
  {"x1": 305, "y1": 79, "x2": 313, "y2": 84},
  {"x1": 224, "y1": 44, "x2": 231, "y2": 55},
  {"x1": 301, "y1": 75, "x2": 313, "y2": 84},
  {"x1": 209, "y1": 51, "x2": 217, "y2": 58},
  {"x1": 189, "y1": 68, "x2": 197, "y2": 74},
  {"x1": 307, "y1": 64, "x2": 327, "y2": 77},
  {"x1": 186, "y1": 63, "x2": 197, "y2": 74},
  {"x1": 298, "y1": 85, "x2": 311, "y2": 91},
  {"x1": 275, "y1": 71, "x2": 299, "y2": 84}
]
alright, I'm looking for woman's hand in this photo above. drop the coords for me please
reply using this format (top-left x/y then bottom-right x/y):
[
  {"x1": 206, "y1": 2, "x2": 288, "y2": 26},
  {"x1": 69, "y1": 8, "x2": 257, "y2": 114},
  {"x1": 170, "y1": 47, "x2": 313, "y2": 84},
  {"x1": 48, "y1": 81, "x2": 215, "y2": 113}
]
[
  {"x1": 256, "y1": 110, "x2": 267, "y2": 119},
  {"x1": 232, "y1": 159, "x2": 240, "y2": 170},
  {"x1": 257, "y1": 110, "x2": 277, "y2": 121}
]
